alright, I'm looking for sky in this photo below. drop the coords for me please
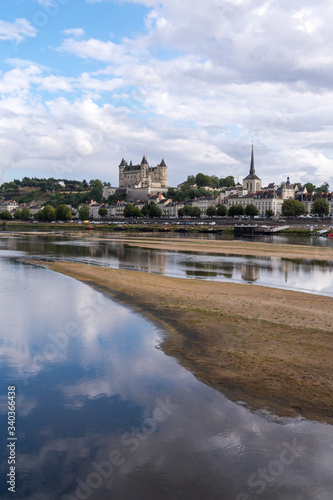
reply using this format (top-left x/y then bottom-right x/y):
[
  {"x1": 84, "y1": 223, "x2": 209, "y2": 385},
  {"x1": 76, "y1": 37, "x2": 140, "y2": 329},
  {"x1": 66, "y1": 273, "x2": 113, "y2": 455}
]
[{"x1": 0, "y1": 0, "x2": 333, "y2": 188}]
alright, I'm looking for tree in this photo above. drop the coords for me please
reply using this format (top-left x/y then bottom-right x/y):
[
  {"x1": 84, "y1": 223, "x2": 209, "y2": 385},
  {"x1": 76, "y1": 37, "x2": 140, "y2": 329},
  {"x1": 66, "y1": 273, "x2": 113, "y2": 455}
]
[
  {"x1": 14, "y1": 209, "x2": 22, "y2": 219},
  {"x1": 211, "y1": 176, "x2": 220, "y2": 189},
  {"x1": 312, "y1": 199, "x2": 329, "y2": 215},
  {"x1": 131, "y1": 207, "x2": 142, "y2": 218},
  {"x1": 141, "y1": 204, "x2": 150, "y2": 217},
  {"x1": 245, "y1": 204, "x2": 259, "y2": 217},
  {"x1": 148, "y1": 202, "x2": 162, "y2": 218},
  {"x1": 186, "y1": 175, "x2": 196, "y2": 186},
  {"x1": 316, "y1": 182, "x2": 329, "y2": 194},
  {"x1": 266, "y1": 209, "x2": 274, "y2": 217},
  {"x1": 98, "y1": 207, "x2": 108, "y2": 218},
  {"x1": 79, "y1": 205, "x2": 90, "y2": 220},
  {"x1": 0, "y1": 211, "x2": 12, "y2": 220},
  {"x1": 35, "y1": 204, "x2": 55, "y2": 221},
  {"x1": 219, "y1": 176, "x2": 235, "y2": 187},
  {"x1": 89, "y1": 179, "x2": 103, "y2": 190},
  {"x1": 282, "y1": 200, "x2": 305, "y2": 216},
  {"x1": 21, "y1": 207, "x2": 30, "y2": 220},
  {"x1": 304, "y1": 182, "x2": 316, "y2": 194},
  {"x1": 55, "y1": 204, "x2": 72, "y2": 221},
  {"x1": 123, "y1": 203, "x2": 141, "y2": 218},
  {"x1": 206, "y1": 205, "x2": 217, "y2": 216},
  {"x1": 228, "y1": 204, "x2": 245, "y2": 217},
  {"x1": 217, "y1": 204, "x2": 227, "y2": 216},
  {"x1": 191, "y1": 206, "x2": 201, "y2": 217},
  {"x1": 195, "y1": 173, "x2": 207, "y2": 187}
]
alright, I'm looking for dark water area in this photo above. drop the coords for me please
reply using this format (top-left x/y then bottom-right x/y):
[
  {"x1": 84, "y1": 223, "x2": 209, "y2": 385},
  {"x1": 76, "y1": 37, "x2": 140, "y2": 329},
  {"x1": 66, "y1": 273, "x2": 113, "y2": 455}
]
[
  {"x1": 1, "y1": 256, "x2": 333, "y2": 500},
  {"x1": 1, "y1": 234, "x2": 333, "y2": 296}
]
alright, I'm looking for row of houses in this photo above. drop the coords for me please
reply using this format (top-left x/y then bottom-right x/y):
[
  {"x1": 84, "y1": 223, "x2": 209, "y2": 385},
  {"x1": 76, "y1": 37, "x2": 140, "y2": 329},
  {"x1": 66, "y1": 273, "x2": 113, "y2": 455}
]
[{"x1": 2, "y1": 190, "x2": 333, "y2": 220}]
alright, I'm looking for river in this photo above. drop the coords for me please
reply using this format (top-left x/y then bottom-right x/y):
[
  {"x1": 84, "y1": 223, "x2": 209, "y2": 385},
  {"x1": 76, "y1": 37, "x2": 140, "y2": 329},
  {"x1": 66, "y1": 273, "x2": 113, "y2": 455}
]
[{"x1": 0, "y1": 234, "x2": 333, "y2": 499}]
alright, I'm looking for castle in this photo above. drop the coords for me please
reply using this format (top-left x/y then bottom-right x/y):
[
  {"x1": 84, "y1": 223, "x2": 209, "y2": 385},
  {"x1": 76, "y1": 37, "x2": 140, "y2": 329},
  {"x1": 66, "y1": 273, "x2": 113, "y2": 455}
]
[{"x1": 119, "y1": 156, "x2": 167, "y2": 189}]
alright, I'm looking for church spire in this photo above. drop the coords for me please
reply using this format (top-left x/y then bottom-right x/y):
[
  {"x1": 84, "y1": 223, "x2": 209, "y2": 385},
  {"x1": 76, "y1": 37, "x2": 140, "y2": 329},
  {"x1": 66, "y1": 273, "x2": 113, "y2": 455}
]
[{"x1": 250, "y1": 145, "x2": 255, "y2": 175}]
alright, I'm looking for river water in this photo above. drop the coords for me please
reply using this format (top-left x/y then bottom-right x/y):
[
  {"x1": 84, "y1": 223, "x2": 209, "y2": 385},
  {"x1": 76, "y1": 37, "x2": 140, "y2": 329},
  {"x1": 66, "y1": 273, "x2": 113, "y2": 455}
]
[
  {"x1": 0, "y1": 234, "x2": 333, "y2": 500},
  {"x1": 1, "y1": 233, "x2": 333, "y2": 296}
]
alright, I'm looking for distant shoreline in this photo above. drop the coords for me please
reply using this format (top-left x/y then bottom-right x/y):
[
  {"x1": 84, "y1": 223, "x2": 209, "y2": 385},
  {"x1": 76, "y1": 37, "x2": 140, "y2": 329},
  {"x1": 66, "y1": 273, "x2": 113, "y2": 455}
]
[
  {"x1": 32, "y1": 258, "x2": 333, "y2": 425},
  {"x1": 1, "y1": 219, "x2": 332, "y2": 237}
]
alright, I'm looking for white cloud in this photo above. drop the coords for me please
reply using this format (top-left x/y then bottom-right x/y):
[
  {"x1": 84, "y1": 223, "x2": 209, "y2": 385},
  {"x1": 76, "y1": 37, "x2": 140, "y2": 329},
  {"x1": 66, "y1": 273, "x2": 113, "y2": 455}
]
[
  {"x1": 0, "y1": 18, "x2": 37, "y2": 42},
  {"x1": 62, "y1": 28, "x2": 85, "y2": 38},
  {"x1": 1, "y1": 0, "x2": 333, "y2": 188}
]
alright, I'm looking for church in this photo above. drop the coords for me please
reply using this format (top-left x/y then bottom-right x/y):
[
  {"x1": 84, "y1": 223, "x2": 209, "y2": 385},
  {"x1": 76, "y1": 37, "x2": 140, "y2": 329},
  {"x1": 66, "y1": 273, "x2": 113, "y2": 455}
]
[{"x1": 242, "y1": 145, "x2": 262, "y2": 192}]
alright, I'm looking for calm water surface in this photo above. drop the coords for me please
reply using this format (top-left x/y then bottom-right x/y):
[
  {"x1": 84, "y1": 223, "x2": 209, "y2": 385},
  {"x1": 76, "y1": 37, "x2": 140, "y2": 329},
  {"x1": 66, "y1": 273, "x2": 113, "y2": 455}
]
[
  {"x1": 0, "y1": 256, "x2": 333, "y2": 500},
  {"x1": 1, "y1": 234, "x2": 333, "y2": 296}
]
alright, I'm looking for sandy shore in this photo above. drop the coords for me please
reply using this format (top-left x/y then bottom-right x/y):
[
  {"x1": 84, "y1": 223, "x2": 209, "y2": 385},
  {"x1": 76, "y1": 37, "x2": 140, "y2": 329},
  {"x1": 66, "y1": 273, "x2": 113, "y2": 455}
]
[
  {"x1": 100, "y1": 235, "x2": 333, "y2": 262},
  {"x1": 34, "y1": 259, "x2": 333, "y2": 425}
]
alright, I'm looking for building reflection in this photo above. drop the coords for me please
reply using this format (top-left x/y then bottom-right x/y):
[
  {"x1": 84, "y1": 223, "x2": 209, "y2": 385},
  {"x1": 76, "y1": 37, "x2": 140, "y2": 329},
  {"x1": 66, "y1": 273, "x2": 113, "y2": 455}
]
[{"x1": 241, "y1": 264, "x2": 260, "y2": 282}]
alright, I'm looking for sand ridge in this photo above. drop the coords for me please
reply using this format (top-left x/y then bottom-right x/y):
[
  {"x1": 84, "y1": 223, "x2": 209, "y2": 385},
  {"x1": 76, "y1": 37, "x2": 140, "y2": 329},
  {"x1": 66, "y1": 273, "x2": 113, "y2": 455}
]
[{"x1": 33, "y1": 259, "x2": 333, "y2": 425}]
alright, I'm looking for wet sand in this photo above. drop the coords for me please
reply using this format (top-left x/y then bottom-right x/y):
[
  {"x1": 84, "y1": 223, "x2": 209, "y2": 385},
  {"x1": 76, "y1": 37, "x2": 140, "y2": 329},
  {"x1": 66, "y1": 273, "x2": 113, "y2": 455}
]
[
  {"x1": 35, "y1": 260, "x2": 333, "y2": 425},
  {"x1": 101, "y1": 235, "x2": 333, "y2": 262}
]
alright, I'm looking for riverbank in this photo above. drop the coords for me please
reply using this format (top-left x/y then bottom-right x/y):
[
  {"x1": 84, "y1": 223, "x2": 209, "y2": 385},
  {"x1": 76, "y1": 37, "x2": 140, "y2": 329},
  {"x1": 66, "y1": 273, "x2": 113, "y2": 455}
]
[
  {"x1": 95, "y1": 235, "x2": 333, "y2": 262},
  {"x1": 2, "y1": 219, "x2": 332, "y2": 236},
  {"x1": 35, "y1": 260, "x2": 333, "y2": 425}
]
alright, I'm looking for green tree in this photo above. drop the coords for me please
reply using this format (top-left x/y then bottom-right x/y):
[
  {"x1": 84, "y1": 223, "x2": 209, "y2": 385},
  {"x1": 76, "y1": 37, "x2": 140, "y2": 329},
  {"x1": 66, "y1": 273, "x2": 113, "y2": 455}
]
[
  {"x1": 123, "y1": 203, "x2": 142, "y2": 217},
  {"x1": 21, "y1": 207, "x2": 30, "y2": 220},
  {"x1": 245, "y1": 204, "x2": 259, "y2": 217},
  {"x1": 79, "y1": 205, "x2": 90, "y2": 220},
  {"x1": 316, "y1": 182, "x2": 329, "y2": 194},
  {"x1": 217, "y1": 204, "x2": 227, "y2": 216},
  {"x1": 219, "y1": 176, "x2": 235, "y2": 187},
  {"x1": 191, "y1": 206, "x2": 201, "y2": 217},
  {"x1": 210, "y1": 176, "x2": 220, "y2": 189},
  {"x1": 89, "y1": 179, "x2": 103, "y2": 190},
  {"x1": 186, "y1": 175, "x2": 196, "y2": 186},
  {"x1": 304, "y1": 182, "x2": 316, "y2": 194},
  {"x1": 55, "y1": 204, "x2": 72, "y2": 221},
  {"x1": 195, "y1": 173, "x2": 207, "y2": 187},
  {"x1": 148, "y1": 202, "x2": 162, "y2": 218},
  {"x1": 43, "y1": 204, "x2": 55, "y2": 221},
  {"x1": 35, "y1": 204, "x2": 55, "y2": 221},
  {"x1": 14, "y1": 209, "x2": 22, "y2": 219},
  {"x1": 131, "y1": 207, "x2": 142, "y2": 218},
  {"x1": 282, "y1": 200, "x2": 305, "y2": 216},
  {"x1": 98, "y1": 207, "x2": 107, "y2": 217},
  {"x1": 182, "y1": 204, "x2": 192, "y2": 216},
  {"x1": 312, "y1": 199, "x2": 329, "y2": 215},
  {"x1": 123, "y1": 203, "x2": 135, "y2": 217},
  {"x1": 206, "y1": 205, "x2": 217, "y2": 216},
  {"x1": 0, "y1": 211, "x2": 12, "y2": 220},
  {"x1": 228, "y1": 204, "x2": 245, "y2": 217},
  {"x1": 266, "y1": 209, "x2": 274, "y2": 217},
  {"x1": 141, "y1": 204, "x2": 150, "y2": 217}
]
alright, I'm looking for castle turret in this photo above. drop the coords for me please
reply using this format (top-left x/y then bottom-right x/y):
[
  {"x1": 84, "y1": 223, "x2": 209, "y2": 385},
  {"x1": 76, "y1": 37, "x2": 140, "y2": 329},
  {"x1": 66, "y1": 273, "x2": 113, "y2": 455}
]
[{"x1": 158, "y1": 159, "x2": 168, "y2": 188}]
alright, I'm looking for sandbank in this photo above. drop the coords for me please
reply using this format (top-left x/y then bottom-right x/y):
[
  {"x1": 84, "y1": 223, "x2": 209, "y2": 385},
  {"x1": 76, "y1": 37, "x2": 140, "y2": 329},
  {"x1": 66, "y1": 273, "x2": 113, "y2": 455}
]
[{"x1": 34, "y1": 260, "x2": 333, "y2": 425}]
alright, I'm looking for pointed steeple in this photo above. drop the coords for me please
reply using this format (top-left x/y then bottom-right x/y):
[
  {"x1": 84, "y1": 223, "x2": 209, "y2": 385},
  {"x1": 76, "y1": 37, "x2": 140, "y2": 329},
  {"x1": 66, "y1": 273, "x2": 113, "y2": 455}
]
[
  {"x1": 250, "y1": 145, "x2": 255, "y2": 175},
  {"x1": 160, "y1": 159, "x2": 166, "y2": 167},
  {"x1": 141, "y1": 155, "x2": 148, "y2": 165}
]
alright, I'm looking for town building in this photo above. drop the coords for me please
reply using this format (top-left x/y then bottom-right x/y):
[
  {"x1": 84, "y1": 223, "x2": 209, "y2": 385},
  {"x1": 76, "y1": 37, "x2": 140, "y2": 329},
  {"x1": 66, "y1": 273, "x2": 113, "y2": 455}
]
[{"x1": 223, "y1": 147, "x2": 298, "y2": 216}]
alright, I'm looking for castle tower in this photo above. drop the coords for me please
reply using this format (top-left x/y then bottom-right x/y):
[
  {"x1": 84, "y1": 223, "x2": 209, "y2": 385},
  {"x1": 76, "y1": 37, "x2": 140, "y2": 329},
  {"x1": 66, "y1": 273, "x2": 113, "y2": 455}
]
[
  {"x1": 158, "y1": 159, "x2": 168, "y2": 188},
  {"x1": 242, "y1": 146, "x2": 261, "y2": 193},
  {"x1": 140, "y1": 155, "x2": 149, "y2": 186},
  {"x1": 118, "y1": 158, "x2": 127, "y2": 188}
]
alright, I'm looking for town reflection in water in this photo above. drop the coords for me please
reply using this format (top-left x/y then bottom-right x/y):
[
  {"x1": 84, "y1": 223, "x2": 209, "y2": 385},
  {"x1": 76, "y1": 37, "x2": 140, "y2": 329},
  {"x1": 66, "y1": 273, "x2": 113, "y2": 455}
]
[{"x1": 1, "y1": 234, "x2": 333, "y2": 295}]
